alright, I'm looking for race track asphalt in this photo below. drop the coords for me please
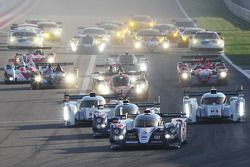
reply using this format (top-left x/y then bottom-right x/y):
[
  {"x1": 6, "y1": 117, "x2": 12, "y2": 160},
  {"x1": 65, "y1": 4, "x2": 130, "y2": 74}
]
[{"x1": 0, "y1": 0, "x2": 249, "y2": 167}]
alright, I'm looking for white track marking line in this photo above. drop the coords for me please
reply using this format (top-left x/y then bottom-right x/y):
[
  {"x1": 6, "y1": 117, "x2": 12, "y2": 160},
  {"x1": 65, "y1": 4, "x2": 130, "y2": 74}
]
[
  {"x1": 81, "y1": 55, "x2": 96, "y2": 91},
  {"x1": 176, "y1": 0, "x2": 250, "y2": 80},
  {"x1": 0, "y1": 119, "x2": 61, "y2": 124}
]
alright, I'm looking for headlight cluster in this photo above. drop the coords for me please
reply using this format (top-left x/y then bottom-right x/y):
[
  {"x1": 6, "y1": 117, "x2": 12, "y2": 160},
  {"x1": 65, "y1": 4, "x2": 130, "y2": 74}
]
[
  {"x1": 113, "y1": 128, "x2": 124, "y2": 141},
  {"x1": 220, "y1": 71, "x2": 227, "y2": 78},
  {"x1": 53, "y1": 29, "x2": 62, "y2": 36},
  {"x1": 33, "y1": 37, "x2": 41, "y2": 44},
  {"x1": 140, "y1": 63, "x2": 147, "y2": 72},
  {"x1": 136, "y1": 83, "x2": 147, "y2": 94},
  {"x1": 47, "y1": 57, "x2": 55, "y2": 63},
  {"x1": 162, "y1": 42, "x2": 169, "y2": 49},
  {"x1": 238, "y1": 101, "x2": 245, "y2": 117},
  {"x1": 98, "y1": 43, "x2": 106, "y2": 53},
  {"x1": 134, "y1": 41, "x2": 142, "y2": 49},
  {"x1": 34, "y1": 75, "x2": 42, "y2": 82},
  {"x1": 43, "y1": 32, "x2": 50, "y2": 39},
  {"x1": 65, "y1": 73, "x2": 76, "y2": 83},
  {"x1": 192, "y1": 39, "x2": 198, "y2": 45},
  {"x1": 181, "y1": 72, "x2": 189, "y2": 80},
  {"x1": 70, "y1": 41, "x2": 78, "y2": 52},
  {"x1": 217, "y1": 39, "x2": 224, "y2": 46},
  {"x1": 97, "y1": 83, "x2": 109, "y2": 94},
  {"x1": 9, "y1": 36, "x2": 16, "y2": 43},
  {"x1": 129, "y1": 21, "x2": 135, "y2": 27}
]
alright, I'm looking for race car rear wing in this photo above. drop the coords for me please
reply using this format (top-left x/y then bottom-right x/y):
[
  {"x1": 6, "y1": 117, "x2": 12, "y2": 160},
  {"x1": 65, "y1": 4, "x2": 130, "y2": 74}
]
[
  {"x1": 159, "y1": 113, "x2": 186, "y2": 118},
  {"x1": 36, "y1": 62, "x2": 74, "y2": 67},
  {"x1": 7, "y1": 46, "x2": 52, "y2": 50},
  {"x1": 181, "y1": 55, "x2": 220, "y2": 59},
  {"x1": 184, "y1": 86, "x2": 244, "y2": 97},
  {"x1": 181, "y1": 59, "x2": 222, "y2": 64},
  {"x1": 64, "y1": 92, "x2": 120, "y2": 101}
]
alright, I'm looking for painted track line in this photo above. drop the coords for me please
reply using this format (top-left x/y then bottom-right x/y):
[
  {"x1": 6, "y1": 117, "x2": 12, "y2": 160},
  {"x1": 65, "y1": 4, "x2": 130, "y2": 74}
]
[
  {"x1": 80, "y1": 55, "x2": 96, "y2": 91},
  {"x1": 175, "y1": 0, "x2": 250, "y2": 80}
]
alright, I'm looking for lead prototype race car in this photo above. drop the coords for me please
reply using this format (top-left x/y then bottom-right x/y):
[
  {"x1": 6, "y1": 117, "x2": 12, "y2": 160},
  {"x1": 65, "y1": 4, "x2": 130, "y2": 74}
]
[
  {"x1": 31, "y1": 62, "x2": 78, "y2": 89},
  {"x1": 183, "y1": 87, "x2": 246, "y2": 123},
  {"x1": 92, "y1": 100, "x2": 160, "y2": 137},
  {"x1": 177, "y1": 55, "x2": 228, "y2": 86},
  {"x1": 110, "y1": 111, "x2": 187, "y2": 150}
]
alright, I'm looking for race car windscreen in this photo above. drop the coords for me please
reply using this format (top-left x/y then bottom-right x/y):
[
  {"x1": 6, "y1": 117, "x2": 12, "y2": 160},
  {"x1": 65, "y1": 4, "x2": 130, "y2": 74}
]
[
  {"x1": 195, "y1": 32, "x2": 219, "y2": 39},
  {"x1": 38, "y1": 23, "x2": 58, "y2": 29},
  {"x1": 133, "y1": 16, "x2": 152, "y2": 22},
  {"x1": 118, "y1": 55, "x2": 134, "y2": 64},
  {"x1": 183, "y1": 29, "x2": 201, "y2": 35},
  {"x1": 201, "y1": 96, "x2": 226, "y2": 105},
  {"x1": 114, "y1": 105, "x2": 138, "y2": 116},
  {"x1": 100, "y1": 24, "x2": 118, "y2": 31},
  {"x1": 82, "y1": 29, "x2": 106, "y2": 35},
  {"x1": 135, "y1": 116, "x2": 159, "y2": 127},
  {"x1": 12, "y1": 32, "x2": 37, "y2": 37},
  {"x1": 80, "y1": 99, "x2": 105, "y2": 108},
  {"x1": 112, "y1": 76, "x2": 129, "y2": 87},
  {"x1": 175, "y1": 21, "x2": 195, "y2": 28},
  {"x1": 137, "y1": 30, "x2": 160, "y2": 36},
  {"x1": 154, "y1": 25, "x2": 175, "y2": 32}
]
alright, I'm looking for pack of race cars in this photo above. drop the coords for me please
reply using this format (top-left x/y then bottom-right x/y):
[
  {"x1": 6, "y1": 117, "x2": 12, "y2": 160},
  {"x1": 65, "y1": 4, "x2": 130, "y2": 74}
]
[{"x1": 1, "y1": 15, "x2": 246, "y2": 151}]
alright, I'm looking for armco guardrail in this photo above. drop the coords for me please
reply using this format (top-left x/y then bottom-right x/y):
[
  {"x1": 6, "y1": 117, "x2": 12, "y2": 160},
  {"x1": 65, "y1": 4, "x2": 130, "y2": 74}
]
[{"x1": 224, "y1": 0, "x2": 250, "y2": 22}]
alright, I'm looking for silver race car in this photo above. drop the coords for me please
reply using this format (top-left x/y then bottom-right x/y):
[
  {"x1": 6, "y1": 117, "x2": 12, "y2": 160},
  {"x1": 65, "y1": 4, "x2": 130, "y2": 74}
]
[
  {"x1": 190, "y1": 31, "x2": 224, "y2": 51},
  {"x1": 110, "y1": 111, "x2": 187, "y2": 150},
  {"x1": 133, "y1": 29, "x2": 169, "y2": 52},
  {"x1": 183, "y1": 87, "x2": 245, "y2": 123}
]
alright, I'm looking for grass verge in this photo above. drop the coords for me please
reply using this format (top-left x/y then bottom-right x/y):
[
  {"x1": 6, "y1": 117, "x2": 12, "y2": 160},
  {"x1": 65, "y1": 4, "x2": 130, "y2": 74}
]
[{"x1": 179, "y1": 0, "x2": 250, "y2": 67}]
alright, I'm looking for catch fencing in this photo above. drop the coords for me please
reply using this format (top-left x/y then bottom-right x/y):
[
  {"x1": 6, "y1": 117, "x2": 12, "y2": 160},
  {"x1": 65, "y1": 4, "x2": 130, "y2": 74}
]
[{"x1": 224, "y1": 0, "x2": 250, "y2": 22}]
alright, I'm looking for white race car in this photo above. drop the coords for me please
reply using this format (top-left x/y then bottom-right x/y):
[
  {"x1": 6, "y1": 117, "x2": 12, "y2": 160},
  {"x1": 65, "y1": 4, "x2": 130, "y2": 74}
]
[
  {"x1": 7, "y1": 27, "x2": 44, "y2": 49},
  {"x1": 63, "y1": 92, "x2": 120, "y2": 127},
  {"x1": 177, "y1": 27, "x2": 204, "y2": 48},
  {"x1": 183, "y1": 88, "x2": 245, "y2": 123},
  {"x1": 190, "y1": 31, "x2": 224, "y2": 51}
]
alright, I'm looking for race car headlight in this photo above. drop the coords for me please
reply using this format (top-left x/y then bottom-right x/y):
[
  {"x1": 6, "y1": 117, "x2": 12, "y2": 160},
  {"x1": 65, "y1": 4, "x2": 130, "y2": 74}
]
[
  {"x1": 165, "y1": 133, "x2": 175, "y2": 139},
  {"x1": 220, "y1": 71, "x2": 227, "y2": 78},
  {"x1": 116, "y1": 32, "x2": 121, "y2": 37},
  {"x1": 53, "y1": 29, "x2": 62, "y2": 36},
  {"x1": 63, "y1": 106, "x2": 69, "y2": 121},
  {"x1": 162, "y1": 42, "x2": 169, "y2": 49},
  {"x1": 140, "y1": 63, "x2": 147, "y2": 72},
  {"x1": 66, "y1": 73, "x2": 75, "y2": 83},
  {"x1": 182, "y1": 36, "x2": 187, "y2": 41},
  {"x1": 149, "y1": 22, "x2": 155, "y2": 27},
  {"x1": 9, "y1": 36, "x2": 16, "y2": 43},
  {"x1": 98, "y1": 76, "x2": 104, "y2": 80},
  {"x1": 97, "y1": 123, "x2": 106, "y2": 129},
  {"x1": 217, "y1": 39, "x2": 224, "y2": 46},
  {"x1": 43, "y1": 32, "x2": 50, "y2": 38},
  {"x1": 130, "y1": 76, "x2": 136, "y2": 83},
  {"x1": 193, "y1": 39, "x2": 198, "y2": 45},
  {"x1": 34, "y1": 75, "x2": 42, "y2": 82},
  {"x1": 47, "y1": 57, "x2": 55, "y2": 63},
  {"x1": 97, "y1": 83, "x2": 109, "y2": 94},
  {"x1": 181, "y1": 72, "x2": 189, "y2": 80},
  {"x1": 103, "y1": 37, "x2": 110, "y2": 42},
  {"x1": 70, "y1": 41, "x2": 78, "y2": 52},
  {"x1": 134, "y1": 41, "x2": 142, "y2": 49},
  {"x1": 129, "y1": 21, "x2": 135, "y2": 27},
  {"x1": 33, "y1": 37, "x2": 41, "y2": 44},
  {"x1": 238, "y1": 102, "x2": 245, "y2": 117},
  {"x1": 9, "y1": 77, "x2": 14, "y2": 81},
  {"x1": 159, "y1": 37, "x2": 165, "y2": 43},
  {"x1": 136, "y1": 84, "x2": 146, "y2": 94},
  {"x1": 173, "y1": 32, "x2": 178, "y2": 37},
  {"x1": 98, "y1": 43, "x2": 106, "y2": 53}
]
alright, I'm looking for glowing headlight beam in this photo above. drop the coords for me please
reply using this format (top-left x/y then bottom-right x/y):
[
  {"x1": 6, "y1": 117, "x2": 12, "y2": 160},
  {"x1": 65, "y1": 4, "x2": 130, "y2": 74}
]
[
  {"x1": 34, "y1": 75, "x2": 42, "y2": 82},
  {"x1": 238, "y1": 102, "x2": 245, "y2": 117},
  {"x1": 134, "y1": 41, "x2": 142, "y2": 49},
  {"x1": 220, "y1": 71, "x2": 227, "y2": 78},
  {"x1": 140, "y1": 63, "x2": 147, "y2": 72}
]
